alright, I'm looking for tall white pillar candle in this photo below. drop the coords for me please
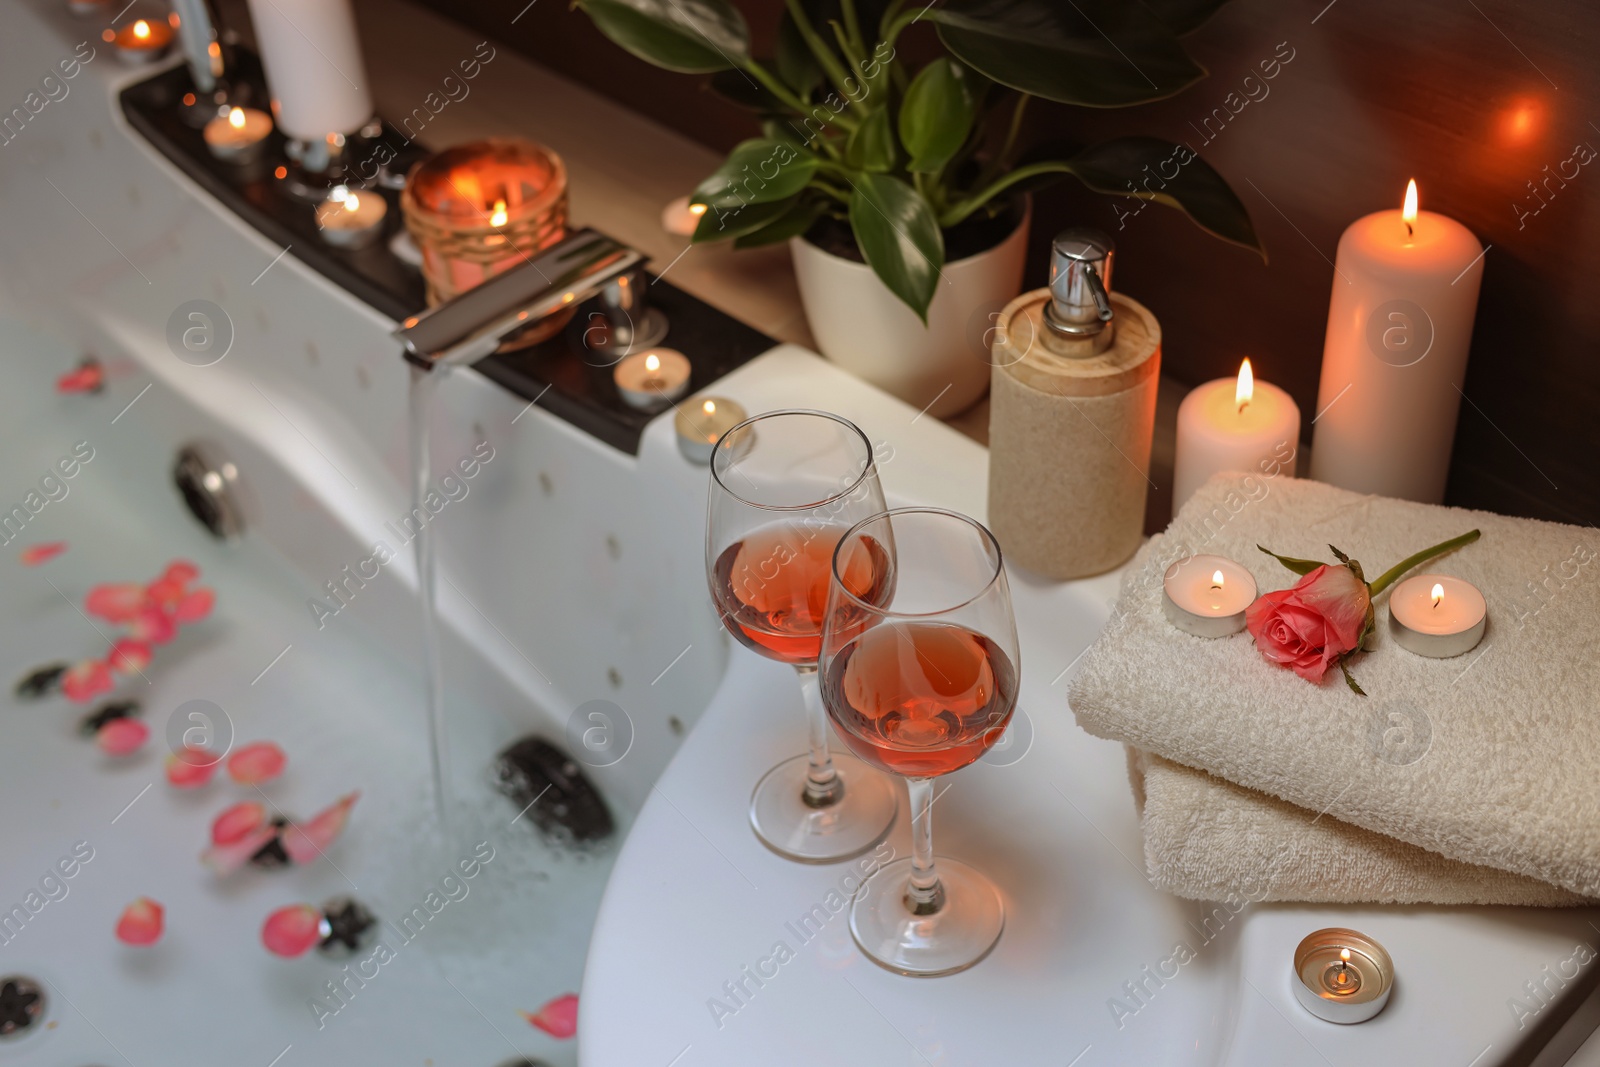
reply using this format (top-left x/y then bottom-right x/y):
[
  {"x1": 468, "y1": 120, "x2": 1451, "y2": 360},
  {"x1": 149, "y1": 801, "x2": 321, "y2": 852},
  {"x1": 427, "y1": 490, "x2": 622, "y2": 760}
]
[
  {"x1": 1309, "y1": 180, "x2": 1484, "y2": 503},
  {"x1": 245, "y1": 0, "x2": 372, "y2": 141},
  {"x1": 1173, "y1": 359, "x2": 1300, "y2": 512}
]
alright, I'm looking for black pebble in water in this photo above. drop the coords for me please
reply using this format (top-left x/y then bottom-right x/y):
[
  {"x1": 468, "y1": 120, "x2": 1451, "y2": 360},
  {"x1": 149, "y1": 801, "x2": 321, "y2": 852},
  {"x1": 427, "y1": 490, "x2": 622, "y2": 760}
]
[
  {"x1": 318, "y1": 898, "x2": 377, "y2": 954},
  {"x1": 13, "y1": 664, "x2": 68, "y2": 700},
  {"x1": 495, "y1": 737, "x2": 614, "y2": 844},
  {"x1": 0, "y1": 978, "x2": 42, "y2": 1036},
  {"x1": 249, "y1": 817, "x2": 291, "y2": 869},
  {"x1": 79, "y1": 700, "x2": 141, "y2": 737}
]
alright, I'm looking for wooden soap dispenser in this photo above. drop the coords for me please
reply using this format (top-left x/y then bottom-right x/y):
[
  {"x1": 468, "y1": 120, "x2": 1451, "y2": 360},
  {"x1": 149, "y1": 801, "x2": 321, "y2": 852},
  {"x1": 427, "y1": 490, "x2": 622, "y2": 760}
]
[{"x1": 987, "y1": 230, "x2": 1161, "y2": 579}]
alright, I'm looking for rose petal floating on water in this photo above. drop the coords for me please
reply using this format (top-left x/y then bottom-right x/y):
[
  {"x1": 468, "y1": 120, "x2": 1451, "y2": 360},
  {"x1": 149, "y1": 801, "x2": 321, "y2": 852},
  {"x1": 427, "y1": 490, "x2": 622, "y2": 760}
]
[
  {"x1": 227, "y1": 741, "x2": 286, "y2": 785},
  {"x1": 164, "y1": 560, "x2": 200, "y2": 584},
  {"x1": 62, "y1": 659, "x2": 114, "y2": 703},
  {"x1": 19, "y1": 542, "x2": 66, "y2": 567},
  {"x1": 107, "y1": 638, "x2": 152, "y2": 675},
  {"x1": 262, "y1": 904, "x2": 325, "y2": 958},
  {"x1": 282, "y1": 791, "x2": 358, "y2": 865},
  {"x1": 97, "y1": 717, "x2": 148, "y2": 756},
  {"x1": 520, "y1": 993, "x2": 579, "y2": 1039},
  {"x1": 173, "y1": 588, "x2": 215, "y2": 624},
  {"x1": 115, "y1": 897, "x2": 164, "y2": 945},
  {"x1": 146, "y1": 575, "x2": 186, "y2": 610},
  {"x1": 165, "y1": 746, "x2": 219, "y2": 788},
  {"x1": 202, "y1": 823, "x2": 280, "y2": 875},
  {"x1": 56, "y1": 360, "x2": 104, "y2": 395},
  {"x1": 212, "y1": 801, "x2": 268, "y2": 845},
  {"x1": 85, "y1": 582, "x2": 148, "y2": 623},
  {"x1": 126, "y1": 607, "x2": 178, "y2": 645}
]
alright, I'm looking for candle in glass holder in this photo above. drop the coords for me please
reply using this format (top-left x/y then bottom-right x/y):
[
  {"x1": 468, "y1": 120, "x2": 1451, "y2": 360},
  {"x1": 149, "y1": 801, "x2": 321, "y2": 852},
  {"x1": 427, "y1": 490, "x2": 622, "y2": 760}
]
[
  {"x1": 107, "y1": 18, "x2": 174, "y2": 65},
  {"x1": 1387, "y1": 573, "x2": 1486, "y2": 657},
  {"x1": 1173, "y1": 358, "x2": 1300, "y2": 512},
  {"x1": 1161, "y1": 554, "x2": 1257, "y2": 637},
  {"x1": 1292, "y1": 928, "x2": 1394, "y2": 1024},
  {"x1": 674, "y1": 396, "x2": 746, "y2": 463},
  {"x1": 203, "y1": 106, "x2": 272, "y2": 164},
  {"x1": 315, "y1": 188, "x2": 387, "y2": 249},
  {"x1": 615, "y1": 349, "x2": 690, "y2": 411}
]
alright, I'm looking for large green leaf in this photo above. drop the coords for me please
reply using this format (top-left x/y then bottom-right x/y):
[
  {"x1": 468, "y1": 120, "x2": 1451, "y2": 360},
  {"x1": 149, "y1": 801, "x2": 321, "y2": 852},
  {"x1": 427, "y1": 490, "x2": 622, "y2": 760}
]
[
  {"x1": 691, "y1": 139, "x2": 819, "y2": 211},
  {"x1": 693, "y1": 195, "x2": 804, "y2": 243},
  {"x1": 928, "y1": 0, "x2": 1204, "y2": 107},
  {"x1": 844, "y1": 105, "x2": 896, "y2": 172},
  {"x1": 847, "y1": 173, "x2": 944, "y2": 321},
  {"x1": 1065, "y1": 137, "x2": 1262, "y2": 256},
  {"x1": 899, "y1": 59, "x2": 976, "y2": 173},
  {"x1": 579, "y1": 0, "x2": 749, "y2": 74},
  {"x1": 733, "y1": 197, "x2": 827, "y2": 248},
  {"x1": 1138, "y1": 0, "x2": 1234, "y2": 35}
]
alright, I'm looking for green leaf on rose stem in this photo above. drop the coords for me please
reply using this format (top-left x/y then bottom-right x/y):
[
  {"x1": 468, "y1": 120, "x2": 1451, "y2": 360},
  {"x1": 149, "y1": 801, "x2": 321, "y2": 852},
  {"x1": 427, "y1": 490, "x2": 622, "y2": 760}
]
[
  {"x1": 1339, "y1": 659, "x2": 1367, "y2": 697},
  {"x1": 844, "y1": 104, "x2": 897, "y2": 172},
  {"x1": 692, "y1": 194, "x2": 804, "y2": 243},
  {"x1": 1137, "y1": 0, "x2": 1235, "y2": 35},
  {"x1": 927, "y1": 0, "x2": 1205, "y2": 107},
  {"x1": 579, "y1": 0, "x2": 750, "y2": 73},
  {"x1": 899, "y1": 58, "x2": 978, "y2": 174},
  {"x1": 847, "y1": 172, "x2": 945, "y2": 322},
  {"x1": 1257, "y1": 544, "x2": 1325, "y2": 576},
  {"x1": 733, "y1": 197, "x2": 826, "y2": 248},
  {"x1": 691, "y1": 139, "x2": 820, "y2": 212},
  {"x1": 1062, "y1": 137, "x2": 1264, "y2": 258}
]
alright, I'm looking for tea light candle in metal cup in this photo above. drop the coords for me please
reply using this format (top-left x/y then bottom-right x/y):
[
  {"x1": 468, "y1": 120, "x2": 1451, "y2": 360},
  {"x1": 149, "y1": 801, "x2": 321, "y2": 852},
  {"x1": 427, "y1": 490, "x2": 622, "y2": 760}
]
[
  {"x1": 1162, "y1": 554, "x2": 1257, "y2": 637},
  {"x1": 660, "y1": 195, "x2": 707, "y2": 236},
  {"x1": 1387, "y1": 573, "x2": 1486, "y2": 658},
  {"x1": 615, "y1": 348, "x2": 690, "y2": 411},
  {"x1": 674, "y1": 396, "x2": 746, "y2": 464},
  {"x1": 203, "y1": 106, "x2": 273, "y2": 165},
  {"x1": 1292, "y1": 927, "x2": 1394, "y2": 1024},
  {"x1": 106, "y1": 17, "x2": 174, "y2": 65},
  {"x1": 315, "y1": 187, "x2": 387, "y2": 250}
]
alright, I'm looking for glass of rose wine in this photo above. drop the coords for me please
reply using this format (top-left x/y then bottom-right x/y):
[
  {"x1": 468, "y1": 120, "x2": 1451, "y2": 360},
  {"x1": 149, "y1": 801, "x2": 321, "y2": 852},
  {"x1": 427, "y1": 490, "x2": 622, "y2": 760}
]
[
  {"x1": 707, "y1": 409, "x2": 899, "y2": 862},
  {"x1": 820, "y1": 507, "x2": 1018, "y2": 976}
]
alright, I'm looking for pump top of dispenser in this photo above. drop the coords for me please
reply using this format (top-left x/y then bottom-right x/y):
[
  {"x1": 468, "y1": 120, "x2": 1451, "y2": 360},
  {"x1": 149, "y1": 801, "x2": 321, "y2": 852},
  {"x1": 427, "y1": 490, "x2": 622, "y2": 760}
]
[{"x1": 1044, "y1": 229, "x2": 1116, "y2": 353}]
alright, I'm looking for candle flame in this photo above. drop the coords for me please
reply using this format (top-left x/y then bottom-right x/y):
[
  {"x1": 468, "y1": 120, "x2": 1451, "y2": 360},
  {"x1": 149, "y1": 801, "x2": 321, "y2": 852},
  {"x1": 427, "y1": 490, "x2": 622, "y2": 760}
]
[
  {"x1": 702, "y1": 399, "x2": 716, "y2": 415},
  {"x1": 1235, "y1": 358, "x2": 1254, "y2": 411},
  {"x1": 645, "y1": 354, "x2": 661, "y2": 374},
  {"x1": 689, "y1": 202, "x2": 707, "y2": 217},
  {"x1": 1403, "y1": 179, "x2": 1418, "y2": 236},
  {"x1": 228, "y1": 107, "x2": 246, "y2": 130},
  {"x1": 343, "y1": 193, "x2": 360, "y2": 213},
  {"x1": 489, "y1": 199, "x2": 508, "y2": 227},
  {"x1": 1212, "y1": 570, "x2": 1225, "y2": 589},
  {"x1": 1340, "y1": 948, "x2": 1351, "y2": 963},
  {"x1": 1431, "y1": 582, "x2": 1444, "y2": 607},
  {"x1": 133, "y1": 19, "x2": 150, "y2": 39}
]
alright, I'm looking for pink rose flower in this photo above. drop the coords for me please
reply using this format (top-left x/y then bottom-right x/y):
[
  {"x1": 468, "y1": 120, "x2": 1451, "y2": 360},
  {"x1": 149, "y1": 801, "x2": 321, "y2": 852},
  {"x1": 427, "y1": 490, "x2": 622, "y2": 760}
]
[{"x1": 1245, "y1": 564, "x2": 1370, "y2": 683}]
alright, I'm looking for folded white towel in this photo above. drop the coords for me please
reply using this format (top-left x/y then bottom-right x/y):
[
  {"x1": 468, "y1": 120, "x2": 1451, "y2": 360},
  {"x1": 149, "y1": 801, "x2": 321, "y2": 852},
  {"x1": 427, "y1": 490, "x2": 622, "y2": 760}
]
[
  {"x1": 1129, "y1": 748, "x2": 1591, "y2": 906},
  {"x1": 1070, "y1": 473, "x2": 1600, "y2": 897}
]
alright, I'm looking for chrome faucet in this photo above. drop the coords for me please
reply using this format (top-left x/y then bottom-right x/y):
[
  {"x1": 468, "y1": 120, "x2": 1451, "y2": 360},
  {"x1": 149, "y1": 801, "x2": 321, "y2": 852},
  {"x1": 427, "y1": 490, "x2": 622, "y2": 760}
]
[{"x1": 394, "y1": 228, "x2": 668, "y2": 371}]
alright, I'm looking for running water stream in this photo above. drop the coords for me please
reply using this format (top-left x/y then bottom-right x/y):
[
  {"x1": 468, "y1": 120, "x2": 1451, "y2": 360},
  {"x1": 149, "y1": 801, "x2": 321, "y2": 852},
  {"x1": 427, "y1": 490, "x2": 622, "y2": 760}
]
[{"x1": 409, "y1": 363, "x2": 451, "y2": 833}]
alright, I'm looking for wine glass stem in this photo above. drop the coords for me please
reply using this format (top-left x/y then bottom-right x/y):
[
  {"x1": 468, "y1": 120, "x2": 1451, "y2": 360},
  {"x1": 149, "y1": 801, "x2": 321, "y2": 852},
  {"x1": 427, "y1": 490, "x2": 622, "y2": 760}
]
[
  {"x1": 905, "y1": 776, "x2": 945, "y2": 915},
  {"x1": 795, "y1": 665, "x2": 843, "y2": 808}
]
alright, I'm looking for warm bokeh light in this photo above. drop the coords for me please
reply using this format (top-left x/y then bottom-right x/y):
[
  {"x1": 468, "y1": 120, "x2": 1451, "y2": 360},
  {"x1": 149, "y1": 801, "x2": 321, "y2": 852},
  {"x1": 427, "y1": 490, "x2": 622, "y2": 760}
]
[
  {"x1": 1235, "y1": 358, "x2": 1254, "y2": 411},
  {"x1": 644, "y1": 354, "x2": 661, "y2": 374},
  {"x1": 703, "y1": 399, "x2": 716, "y2": 415},
  {"x1": 1402, "y1": 179, "x2": 1418, "y2": 225},
  {"x1": 489, "y1": 198, "x2": 508, "y2": 227},
  {"x1": 689, "y1": 202, "x2": 707, "y2": 217},
  {"x1": 228, "y1": 107, "x2": 246, "y2": 130},
  {"x1": 1498, "y1": 97, "x2": 1545, "y2": 145},
  {"x1": 343, "y1": 194, "x2": 361, "y2": 213},
  {"x1": 133, "y1": 19, "x2": 151, "y2": 39},
  {"x1": 1431, "y1": 582, "x2": 1444, "y2": 607}
]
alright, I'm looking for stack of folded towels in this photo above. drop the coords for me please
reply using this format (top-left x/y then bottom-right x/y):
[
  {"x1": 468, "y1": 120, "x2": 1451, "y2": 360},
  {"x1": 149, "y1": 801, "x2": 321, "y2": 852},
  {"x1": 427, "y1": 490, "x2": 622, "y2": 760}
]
[{"x1": 1068, "y1": 473, "x2": 1600, "y2": 906}]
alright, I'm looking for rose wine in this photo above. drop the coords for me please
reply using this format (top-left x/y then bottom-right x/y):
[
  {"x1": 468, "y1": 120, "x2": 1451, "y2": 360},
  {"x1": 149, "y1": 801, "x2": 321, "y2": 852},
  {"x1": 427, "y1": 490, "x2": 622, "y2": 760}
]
[
  {"x1": 711, "y1": 524, "x2": 891, "y2": 666},
  {"x1": 823, "y1": 622, "x2": 1017, "y2": 777}
]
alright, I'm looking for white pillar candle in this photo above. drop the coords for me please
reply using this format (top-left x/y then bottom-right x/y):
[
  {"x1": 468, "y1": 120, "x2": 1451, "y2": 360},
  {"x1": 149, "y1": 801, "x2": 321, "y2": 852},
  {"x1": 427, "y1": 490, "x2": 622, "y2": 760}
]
[
  {"x1": 1309, "y1": 180, "x2": 1485, "y2": 503},
  {"x1": 1161, "y1": 554, "x2": 1257, "y2": 637},
  {"x1": 245, "y1": 0, "x2": 372, "y2": 140},
  {"x1": 1173, "y1": 359, "x2": 1300, "y2": 512},
  {"x1": 615, "y1": 349, "x2": 691, "y2": 410},
  {"x1": 1387, "y1": 573, "x2": 1486, "y2": 658}
]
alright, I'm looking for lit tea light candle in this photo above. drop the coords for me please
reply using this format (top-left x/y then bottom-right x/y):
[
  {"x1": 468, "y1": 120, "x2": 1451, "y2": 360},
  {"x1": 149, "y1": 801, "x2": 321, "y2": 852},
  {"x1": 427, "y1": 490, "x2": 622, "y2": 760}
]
[
  {"x1": 661, "y1": 195, "x2": 707, "y2": 236},
  {"x1": 107, "y1": 18, "x2": 174, "y2": 65},
  {"x1": 1161, "y1": 554, "x2": 1257, "y2": 638},
  {"x1": 1293, "y1": 928, "x2": 1394, "y2": 1024},
  {"x1": 674, "y1": 396, "x2": 747, "y2": 464},
  {"x1": 1388, "y1": 573, "x2": 1486, "y2": 658},
  {"x1": 1172, "y1": 358, "x2": 1300, "y2": 512},
  {"x1": 315, "y1": 187, "x2": 387, "y2": 250},
  {"x1": 615, "y1": 348, "x2": 690, "y2": 411},
  {"x1": 203, "y1": 106, "x2": 273, "y2": 165}
]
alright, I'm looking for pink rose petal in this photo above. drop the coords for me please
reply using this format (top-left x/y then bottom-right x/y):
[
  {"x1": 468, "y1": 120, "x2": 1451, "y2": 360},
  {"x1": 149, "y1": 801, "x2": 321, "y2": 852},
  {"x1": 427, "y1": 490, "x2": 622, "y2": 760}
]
[
  {"x1": 19, "y1": 542, "x2": 66, "y2": 567},
  {"x1": 62, "y1": 659, "x2": 114, "y2": 703},
  {"x1": 85, "y1": 582, "x2": 148, "y2": 622},
  {"x1": 227, "y1": 741, "x2": 287, "y2": 785},
  {"x1": 202, "y1": 823, "x2": 280, "y2": 875},
  {"x1": 520, "y1": 994, "x2": 579, "y2": 1039},
  {"x1": 212, "y1": 801, "x2": 268, "y2": 845},
  {"x1": 165, "y1": 747, "x2": 219, "y2": 788},
  {"x1": 125, "y1": 607, "x2": 177, "y2": 645},
  {"x1": 97, "y1": 717, "x2": 148, "y2": 756},
  {"x1": 115, "y1": 897, "x2": 164, "y2": 945},
  {"x1": 56, "y1": 362, "x2": 104, "y2": 395},
  {"x1": 173, "y1": 587, "x2": 215, "y2": 624},
  {"x1": 107, "y1": 638, "x2": 152, "y2": 675},
  {"x1": 282, "y1": 791, "x2": 358, "y2": 865},
  {"x1": 262, "y1": 904, "x2": 325, "y2": 958},
  {"x1": 164, "y1": 560, "x2": 200, "y2": 584},
  {"x1": 145, "y1": 576, "x2": 186, "y2": 610}
]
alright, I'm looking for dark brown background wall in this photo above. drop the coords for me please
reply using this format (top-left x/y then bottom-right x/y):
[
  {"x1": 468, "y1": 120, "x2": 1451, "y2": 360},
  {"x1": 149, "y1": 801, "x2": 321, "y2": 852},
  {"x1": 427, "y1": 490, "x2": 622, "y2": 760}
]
[{"x1": 423, "y1": 0, "x2": 1600, "y2": 527}]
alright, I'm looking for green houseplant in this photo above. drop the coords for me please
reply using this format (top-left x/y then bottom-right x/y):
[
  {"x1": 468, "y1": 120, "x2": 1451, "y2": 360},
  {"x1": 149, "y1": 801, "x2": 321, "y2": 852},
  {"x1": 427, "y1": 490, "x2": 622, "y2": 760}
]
[{"x1": 576, "y1": 0, "x2": 1263, "y2": 319}]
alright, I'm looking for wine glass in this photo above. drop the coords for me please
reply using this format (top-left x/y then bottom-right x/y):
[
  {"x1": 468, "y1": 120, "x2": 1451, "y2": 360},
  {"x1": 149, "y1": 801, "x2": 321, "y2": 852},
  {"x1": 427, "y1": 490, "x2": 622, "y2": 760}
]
[
  {"x1": 707, "y1": 409, "x2": 899, "y2": 862},
  {"x1": 820, "y1": 507, "x2": 1018, "y2": 976}
]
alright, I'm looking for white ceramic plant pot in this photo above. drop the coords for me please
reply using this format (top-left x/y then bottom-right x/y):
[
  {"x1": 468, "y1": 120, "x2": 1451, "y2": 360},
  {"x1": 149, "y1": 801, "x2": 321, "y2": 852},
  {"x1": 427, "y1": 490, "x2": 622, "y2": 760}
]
[{"x1": 789, "y1": 204, "x2": 1030, "y2": 418}]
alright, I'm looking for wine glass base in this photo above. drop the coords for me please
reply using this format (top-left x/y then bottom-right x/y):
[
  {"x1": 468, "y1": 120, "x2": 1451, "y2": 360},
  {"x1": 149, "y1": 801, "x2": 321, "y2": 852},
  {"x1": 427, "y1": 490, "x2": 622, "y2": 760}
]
[
  {"x1": 749, "y1": 753, "x2": 898, "y2": 863},
  {"x1": 849, "y1": 856, "x2": 1004, "y2": 977}
]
